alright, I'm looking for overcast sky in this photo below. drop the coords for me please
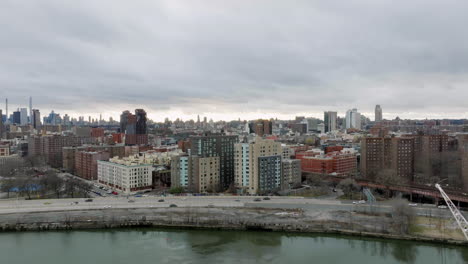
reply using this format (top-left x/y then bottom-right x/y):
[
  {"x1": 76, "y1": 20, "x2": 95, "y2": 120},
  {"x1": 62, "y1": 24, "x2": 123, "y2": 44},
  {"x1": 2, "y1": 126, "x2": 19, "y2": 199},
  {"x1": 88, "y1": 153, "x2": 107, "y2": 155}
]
[{"x1": 1, "y1": 0, "x2": 468, "y2": 121}]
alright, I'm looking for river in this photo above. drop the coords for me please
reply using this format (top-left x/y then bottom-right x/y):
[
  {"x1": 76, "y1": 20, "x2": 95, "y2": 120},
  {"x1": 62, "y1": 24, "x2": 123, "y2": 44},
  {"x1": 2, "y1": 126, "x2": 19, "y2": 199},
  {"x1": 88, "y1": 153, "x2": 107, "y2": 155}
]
[{"x1": 1, "y1": 229, "x2": 467, "y2": 264}]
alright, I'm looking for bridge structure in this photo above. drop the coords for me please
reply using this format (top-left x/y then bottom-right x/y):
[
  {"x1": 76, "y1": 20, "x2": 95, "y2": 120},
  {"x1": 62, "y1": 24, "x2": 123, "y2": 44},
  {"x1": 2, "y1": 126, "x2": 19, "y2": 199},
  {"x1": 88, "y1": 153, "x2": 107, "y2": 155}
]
[{"x1": 308, "y1": 172, "x2": 468, "y2": 204}]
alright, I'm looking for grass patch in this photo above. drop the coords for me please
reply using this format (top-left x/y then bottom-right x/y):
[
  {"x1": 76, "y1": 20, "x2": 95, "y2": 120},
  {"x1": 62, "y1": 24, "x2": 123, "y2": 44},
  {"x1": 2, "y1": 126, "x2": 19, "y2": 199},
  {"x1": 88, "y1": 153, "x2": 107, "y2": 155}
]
[
  {"x1": 338, "y1": 192, "x2": 363, "y2": 200},
  {"x1": 290, "y1": 188, "x2": 329, "y2": 197},
  {"x1": 408, "y1": 224, "x2": 425, "y2": 234}
]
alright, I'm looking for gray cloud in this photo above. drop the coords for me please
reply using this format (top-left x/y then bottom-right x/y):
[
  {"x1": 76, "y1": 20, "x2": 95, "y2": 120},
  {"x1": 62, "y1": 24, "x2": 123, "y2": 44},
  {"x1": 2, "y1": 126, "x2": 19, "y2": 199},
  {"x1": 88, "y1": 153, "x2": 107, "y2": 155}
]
[{"x1": 1, "y1": 0, "x2": 468, "y2": 121}]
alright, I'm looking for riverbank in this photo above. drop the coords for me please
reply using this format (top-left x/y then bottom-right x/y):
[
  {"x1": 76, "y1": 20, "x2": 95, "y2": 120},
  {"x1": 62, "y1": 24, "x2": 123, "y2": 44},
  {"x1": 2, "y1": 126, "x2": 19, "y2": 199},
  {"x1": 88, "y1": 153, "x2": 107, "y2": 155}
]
[
  {"x1": 2, "y1": 228, "x2": 466, "y2": 264},
  {"x1": 0, "y1": 205, "x2": 466, "y2": 246}
]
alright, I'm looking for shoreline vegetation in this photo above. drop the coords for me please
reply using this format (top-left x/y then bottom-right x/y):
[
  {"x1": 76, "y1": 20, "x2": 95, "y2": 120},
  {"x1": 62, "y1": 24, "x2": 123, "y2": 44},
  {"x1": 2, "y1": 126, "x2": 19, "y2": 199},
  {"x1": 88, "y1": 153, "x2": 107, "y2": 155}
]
[{"x1": 0, "y1": 206, "x2": 466, "y2": 247}]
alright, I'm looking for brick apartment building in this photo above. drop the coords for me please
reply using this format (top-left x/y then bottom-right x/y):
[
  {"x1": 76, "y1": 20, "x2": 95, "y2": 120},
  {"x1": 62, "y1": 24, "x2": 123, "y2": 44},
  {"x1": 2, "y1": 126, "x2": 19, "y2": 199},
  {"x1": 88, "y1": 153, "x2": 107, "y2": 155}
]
[
  {"x1": 75, "y1": 151, "x2": 110, "y2": 180},
  {"x1": 300, "y1": 150, "x2": 357, "y2": 177},
  {"x1": 63, "y1": 145, "x2": 126, "y2": 173},
  {"x1": 90, "y1": 127, "x2": 105, "y2": 138},
  {"x1": 249, "y1": 119, "x2": 272, "y2": 137},
  {"x1": 361, "y1": 136, "x2": 420, "y2": 181},
  {"x1": 28, "y1": 135, "x2": 97, "y2": 168}
]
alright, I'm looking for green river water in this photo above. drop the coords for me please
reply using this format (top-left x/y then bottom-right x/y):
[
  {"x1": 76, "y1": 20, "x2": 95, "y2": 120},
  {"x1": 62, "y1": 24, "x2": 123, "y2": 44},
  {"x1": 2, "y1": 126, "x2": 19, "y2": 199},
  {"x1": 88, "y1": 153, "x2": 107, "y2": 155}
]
[{"x1": 1, "y1": 229, "x2": 467, "y2": 264}]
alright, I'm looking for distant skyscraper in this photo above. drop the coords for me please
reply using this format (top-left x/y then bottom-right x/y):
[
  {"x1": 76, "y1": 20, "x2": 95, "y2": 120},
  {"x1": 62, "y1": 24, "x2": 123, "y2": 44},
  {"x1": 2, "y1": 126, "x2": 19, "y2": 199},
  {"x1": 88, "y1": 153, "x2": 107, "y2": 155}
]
[
  {"x1": 324, "y1": 111, "x2": 337, "y2": 133},
  {"x1": 135, "y1": 109, "x2": 147, "y2": 135},
  {"x1": 13, "y1": 110, "x2": 21, "y2": 124},
  {"x1": 120, "y1": 109, "x2": 147, "y2": 145},
  {"x1": 120, "y1": 110, "x2": 131, "y2": 133},
  {"x1": 345, "y1": 108, "x2": 361, "y2": 129},
  {"x1": 0, "y1": 109, "x2": 3, "y2": 137},
  {"x1": 32, "y1": 109, "x2": 41, "y2": 130},
  {"x1": 375, "y1": 105, "x2": 382, "y2": 122},
  {"x1": 20, "y1": 108, "x2": 28, "y2": 125},
  {"x1": 63, "y1": 114, "x2": 70, "y2": 125},
  {"x1": 5, "y1": 98, "x2": 8, "y2": 124},
  {"x1": 45, "y1": 111, "x2": 60, "y2": 125},
  {"x1": 29, "y1": 97, "x2": 33, "y2": 123}
]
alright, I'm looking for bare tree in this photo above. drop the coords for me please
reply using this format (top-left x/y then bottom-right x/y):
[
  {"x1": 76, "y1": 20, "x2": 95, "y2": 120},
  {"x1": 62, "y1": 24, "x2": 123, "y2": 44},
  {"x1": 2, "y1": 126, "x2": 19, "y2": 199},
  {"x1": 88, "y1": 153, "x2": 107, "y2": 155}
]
[
  {"x1": 16, "y1": 176, "x2": 38, "y2": 200},
  {"x1": 0, "y1": 179, "x2": 15, "y2": 198},
  {"x1": 64, "y1": 178, "x2": 80, "y2": 198},
  {"x1": 375, "y1": 169, "x2": 408, "y2": 198},
  {"x1": 390, "y1": 198, "x2": 415, "y2": 235},
  {"x1": 39, "y1": 171, "x2": 65, "y2": 198},
  {"x1": 76, "y1": 181, "x2": 92, "y2": 197},
  {"x1": 338, "y1": 178, "x2": 360, "y2": 199},
  {"x1": 24, "y1": 155, "x2": 46, "y2": 168}
]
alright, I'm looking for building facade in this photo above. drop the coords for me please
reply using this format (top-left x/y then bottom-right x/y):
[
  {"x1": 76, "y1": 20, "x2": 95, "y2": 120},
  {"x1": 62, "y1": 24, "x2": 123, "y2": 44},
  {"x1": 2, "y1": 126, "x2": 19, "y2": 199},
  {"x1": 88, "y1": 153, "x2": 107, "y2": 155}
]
[
  {"x1": 258, "y1": 155, "x2": 282, "y2": 193},
  {"x1": 189, "y1": 133, "x2": 238, "y2": 189},
  {"x1": 98, "y1": 158, "x2": 153, "y2": 194},
  {"x1": 324, "y1": 111, "x2": 337, "y2": 133},
  {"x1": 75, "y1": 151, "x2": 110, "y2": 180},
  {"x1": 234, "y1": 138, "x2": 283, "y2": 194},
  {"x1": 281, "y1": 159, "x2": 301, "y2": 190},
  {"x1": 375, "y1": 105, "x2": 382, "y2": 122},
  {"x1": 171, "y1": 155, "x2": 220, "y2": 193}
]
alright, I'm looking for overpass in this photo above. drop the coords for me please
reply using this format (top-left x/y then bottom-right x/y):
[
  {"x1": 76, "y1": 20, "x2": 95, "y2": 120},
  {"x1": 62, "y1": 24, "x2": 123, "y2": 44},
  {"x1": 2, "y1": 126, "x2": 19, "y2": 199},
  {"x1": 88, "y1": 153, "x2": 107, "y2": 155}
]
[{"x1": 318, "y1": 174, "x2": 468, "y2": 204}]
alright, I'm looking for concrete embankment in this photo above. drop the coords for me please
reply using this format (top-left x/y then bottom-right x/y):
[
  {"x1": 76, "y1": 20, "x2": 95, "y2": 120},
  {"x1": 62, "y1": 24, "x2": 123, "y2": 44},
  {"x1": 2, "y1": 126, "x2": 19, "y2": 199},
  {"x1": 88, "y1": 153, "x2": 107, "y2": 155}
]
[{"x1": 1, "y1": 206, "x2": 466, "y2": 246}]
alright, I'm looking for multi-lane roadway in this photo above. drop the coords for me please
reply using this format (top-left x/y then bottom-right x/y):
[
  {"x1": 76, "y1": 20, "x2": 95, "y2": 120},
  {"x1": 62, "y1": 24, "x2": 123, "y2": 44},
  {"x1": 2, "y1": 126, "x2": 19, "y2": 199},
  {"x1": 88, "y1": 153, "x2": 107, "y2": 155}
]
[{"x1": 0, "y1": 196, "x2": 460, "y2": 219}]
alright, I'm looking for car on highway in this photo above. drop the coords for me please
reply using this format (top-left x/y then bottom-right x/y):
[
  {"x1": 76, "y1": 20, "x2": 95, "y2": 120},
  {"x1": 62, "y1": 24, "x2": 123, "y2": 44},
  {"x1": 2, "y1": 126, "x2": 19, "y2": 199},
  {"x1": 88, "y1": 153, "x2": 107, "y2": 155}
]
[
  {"x1": 263, "y1": 197, "x2": 271, "y2": 200},
  {"x1": 408, "y1": 203, "x2": 418, "y2": 207},
  {"x1": 358, "y1": 200, "x2": 366, "y2": 204},
  {"x1": 85, "y1": 199, "x2": 93, "y2": 202},
  {"x1": 438, "y1": 205, "x2": 448, "y2": 209},
  {"x1": 158, "y1": 199, "x2": 165, "y2": 202},
  {"x1": 207, "y1": 204, "x2": 215, "y2": 208},
  {"x1": 253, "y1": 198, "x2": 261, "y2": 202},
  {"x1": 169, "y1": 204, "x2": 178, "y2": 208},
  {"x1": 128, "y1": 200, "x2": 135, "y2": 203}
]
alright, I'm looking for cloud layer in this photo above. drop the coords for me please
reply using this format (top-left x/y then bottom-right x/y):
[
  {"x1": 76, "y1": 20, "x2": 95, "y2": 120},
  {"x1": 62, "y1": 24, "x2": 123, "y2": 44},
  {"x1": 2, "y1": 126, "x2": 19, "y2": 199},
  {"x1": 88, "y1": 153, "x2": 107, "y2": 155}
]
[{"x1": 1, "y1": 0, "x2": 468, "y2": 121}]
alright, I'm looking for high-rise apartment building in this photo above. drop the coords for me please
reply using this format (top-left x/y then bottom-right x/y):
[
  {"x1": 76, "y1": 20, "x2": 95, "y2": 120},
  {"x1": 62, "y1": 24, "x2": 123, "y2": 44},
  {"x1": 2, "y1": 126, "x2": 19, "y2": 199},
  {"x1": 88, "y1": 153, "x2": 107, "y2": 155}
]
[
  {"x1": 28, "y1": 135, "x2": 97, "y2": 168},
  {"x1": 75, "y1": 151, "x2": 110, "y2": 180},
  {"x1": 324, "y1": 111, "x2": 337, "y2": 133},
  {"x1": 414, "y1": 134, "x2": 449, "y2": 179},
  {"x1": 171, "y1": 155, "x2": 220, "y2": 193},
  {"x1": 121, "y1": 109, "x2": 148, "y2": 145},
  {"x1": 391, "y1": 137, "x2": 415, "y2": 180},
  {"x1": 361, "y1": 136, "x2": 415, "y2": 181},
  {"x1": 281, "y1": 159, "x2": 301, "y2": 190},
  {"x1": 190, "y1": 133, "x2": 238, "y2": 189},
  {"x1": 234, "y1": 138, "x2": 283, "y2": 194},
  {"x1": 375, "y1": 105, "x2": 383, "y2": 122},
  {"x1": 258, "y1": 155, "x2": 282, "y2": 193}
]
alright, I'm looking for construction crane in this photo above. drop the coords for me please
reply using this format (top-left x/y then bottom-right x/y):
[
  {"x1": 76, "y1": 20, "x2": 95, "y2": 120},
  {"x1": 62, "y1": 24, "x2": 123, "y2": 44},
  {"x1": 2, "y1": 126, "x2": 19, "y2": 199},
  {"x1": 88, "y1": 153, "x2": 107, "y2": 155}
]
[{"x1": 435, "y1": 183, "x2": 468, "y2": 241}]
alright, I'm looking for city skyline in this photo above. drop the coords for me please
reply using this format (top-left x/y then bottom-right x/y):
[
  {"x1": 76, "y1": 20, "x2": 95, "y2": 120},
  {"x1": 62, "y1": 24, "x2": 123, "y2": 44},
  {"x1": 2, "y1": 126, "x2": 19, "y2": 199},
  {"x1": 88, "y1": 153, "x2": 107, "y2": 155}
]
[
  {"x1": 2, "y1": 98, "x2": 468, "y2": 123},
  {"x1": 2, "y1": 1, "x2": 468, "y2": 121}
]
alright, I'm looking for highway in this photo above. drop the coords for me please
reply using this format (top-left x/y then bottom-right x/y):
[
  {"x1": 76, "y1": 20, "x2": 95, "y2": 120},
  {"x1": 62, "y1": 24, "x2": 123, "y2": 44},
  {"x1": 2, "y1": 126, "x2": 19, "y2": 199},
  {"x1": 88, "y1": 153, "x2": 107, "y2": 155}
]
[{"x1": 0, "y1": 196, "x2": 460, "y2": 219}]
